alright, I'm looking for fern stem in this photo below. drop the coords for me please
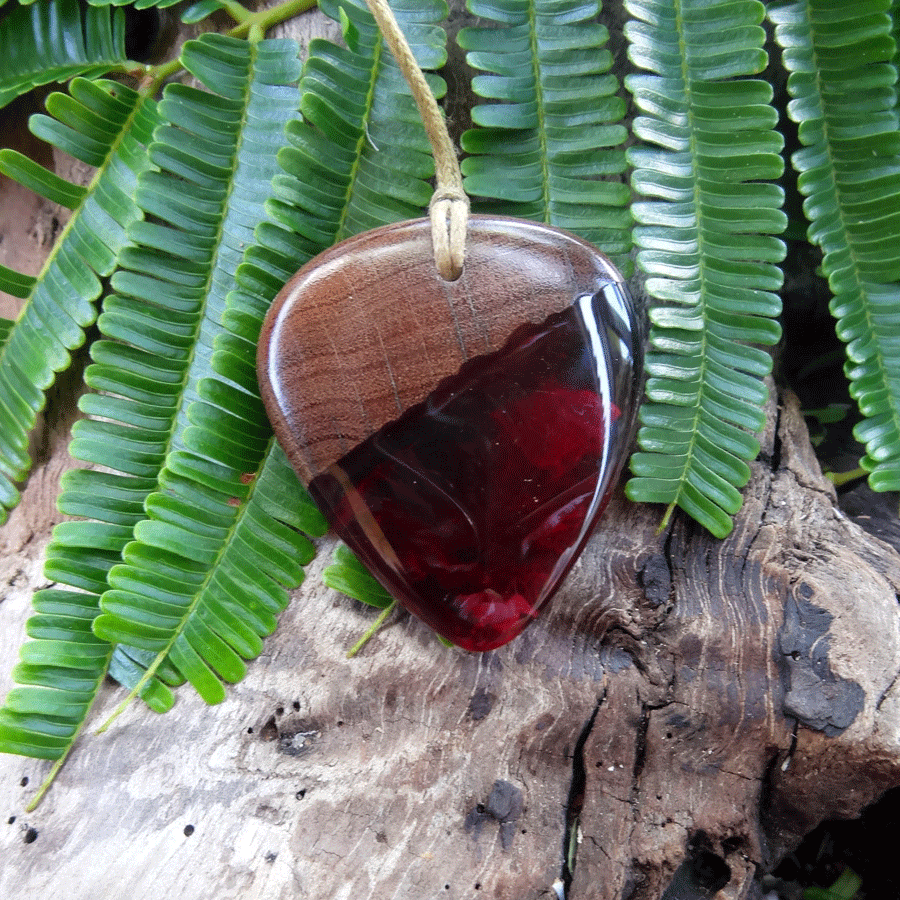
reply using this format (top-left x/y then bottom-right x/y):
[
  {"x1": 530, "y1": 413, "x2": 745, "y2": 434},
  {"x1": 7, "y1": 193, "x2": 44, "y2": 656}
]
[
  {"x1": 26, "y1": 743, "x2": 79, "y2": 812},
  {"x1": 228, "y1": 0, "x2": 318, "y2": 40},
  {"x1": 219, "y1": 0, "x2": 254, "y2": 24},
  {"x1": 94, "y1": 655, "x2": 169, "y2": 735},
  {"x1": 827, "y1": 467, "x2": 868, "y2": 488},
  {"x1": 346, "y1": 600, "x2": 398, "y2": 658},
  {"x1": 26, "y1": 646, "x2": 115, "y2": 811},
  {"x1": 526, "y1": 0, "x2": 551, "y2": 222},
  {"x1": 140, "y1": 56, "x2": 184, "y2": 94}
]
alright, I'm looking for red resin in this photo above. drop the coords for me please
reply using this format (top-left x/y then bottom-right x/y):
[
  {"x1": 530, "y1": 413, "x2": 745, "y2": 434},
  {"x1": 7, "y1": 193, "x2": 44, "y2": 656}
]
[{"x1": 309, "y1": 290, "x2": 640, "y2": 651}]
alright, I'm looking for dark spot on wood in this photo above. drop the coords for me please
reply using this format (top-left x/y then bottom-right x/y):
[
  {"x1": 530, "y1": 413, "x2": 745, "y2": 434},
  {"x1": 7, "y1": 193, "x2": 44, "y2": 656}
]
[
  {"x1": 276, "y1": 706, "x2": 284, "y2": 716},
  {"x1": 265, "y1": 851, "x2": 278, "y2": 862},
  {"x1": 601, "y1": 645, "x2": 635, "y2": 673},
  {"x1": 19, "y1": 777, "x2": 28, "y2": 787},
  {"x1": 183, "y1": 824, "x2": 194, "y2": 836},
  {"x1": 293, "y1": 700, "x2": 301, "y2": 711},
  {"x1": 8, "y1": 815, "x2": 16, "y2": 824},
  {"x1": 678, "y1": 634, "x2": 702, "y2": 666},
  {"x1": 779, "y1": 591, "x2": 864, "y2": 735},
  {"x1": 692, "y1": 849, "x2": 730, "y2": 892},
  {"x1": 246, "y1": 726, "x2": 254, "y2": 734},
  {"x1": 534, "y1": 712, "x2": 554, "y2": 731},
  {"x1": 23, "y1": 827, "x2": 38, "y2": 844},
  {"x1": 661, "y1": 832, "x2": 730, "y2": 898},
  {"x1": 296, "y1": 789, "x2": 306, "y2": 800},
  {"x1": 721, "y1": 835, "x2": 742, "y2": 856},
  {"x1": 277, "y1": 719, "x2": 321, "y2": 757},
  {"x1": 375, "y1": 830, "x2": 387, "y2": 844},
  {"x1": 640, "y1": 552, "x2": 671, "y2": 607},
  {"x1": 486, "y1": 780, "x2": 523, "y2": 823},
  {"x1": 465, "y1": 780, "x2": 524, "y2": 852},
  {"x1": 666, "y1": 713, "x2": 691, "y2": 732},
  {"x1": 260, "y1": 716, "x2": 278, "y2": 741},
  {"x1": 467, "y1": 687, "x2": 496, "y2": 721}
]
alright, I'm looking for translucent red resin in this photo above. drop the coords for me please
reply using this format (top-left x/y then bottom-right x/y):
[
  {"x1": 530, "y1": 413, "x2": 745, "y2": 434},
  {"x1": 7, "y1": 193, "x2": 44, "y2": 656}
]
[{"x1": 308, "y1": 288, "x2": 640, "y2": 651}]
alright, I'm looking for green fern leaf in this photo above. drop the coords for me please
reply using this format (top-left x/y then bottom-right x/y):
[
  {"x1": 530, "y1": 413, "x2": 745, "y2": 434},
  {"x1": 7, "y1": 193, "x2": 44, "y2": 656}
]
[
  {"x1": 0, "y1": 589, "x2": 108, "y2": 760},
  {"x1": 0, "y1": 78, "x2": 158, "y2": 527},
  {"x1": 88, "y1": 0, "x2": 447, "y2": 707},
  {"x1": 0, "y1": 266, "x2": 37, "y2": 300},
  {"x1": 324, "y1": 544, "x2": 394, "y2": 609},
  {"x1": 0, "y1": 36, "x2": 306, "y2": 763},
  {"x1": 770, "y1": 0, "x2": 900, "y2": 492},
  {"x1": 457, "y1": 0, "x2": 632, "y2": 270},
  {"x1": 93, "y1": 447, "x2": 321, "y2": 703},
  {"x1": 84, "y1": 0, "x2": 184, "y2": 7},
  {"x1": 9, "y1": 0, "x2": 183, "y2": 6},
  {"x1": 65, "y1": 35, "x2": 308, "y2": 709},
  {"x1": 181, "y1": 1, "x2": 228, "y2": 24},
  {"x1": 0, "y1": 0, "x2": 132, "y2": 110},
  {"x1": 622, "y1": 0, "x2": 786, "y2": 538}
]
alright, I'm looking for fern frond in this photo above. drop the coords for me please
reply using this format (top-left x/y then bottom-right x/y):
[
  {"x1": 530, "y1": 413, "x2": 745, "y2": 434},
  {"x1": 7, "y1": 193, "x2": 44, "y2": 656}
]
[
  {"x1": 0, "y1": 36, "x2": 304, "y2": 764},
  {"x1": 0, "y1": 0, "x2": 131, "y2": 110},
  {"x1": 272, "y1": 0, "x2": 445, "y2": 241},
  {"x1": 622, "y1": 0, "x2": 786, "y2": 538},
  {"x1": 457, "y1": 0, "x2": 632, "y2": 270},
  {"x1": 0, "y1": 79, "x2": 158, "y2": 527},
  {"x1": 88, "y1": 0, "x2": 447, "y2": 707},
  {"x1": 770, "y1": 0, "x2": 900, "y2": 492},
  {"x1": 69, "y1": 36, "x2": 305, "y2": 711}
]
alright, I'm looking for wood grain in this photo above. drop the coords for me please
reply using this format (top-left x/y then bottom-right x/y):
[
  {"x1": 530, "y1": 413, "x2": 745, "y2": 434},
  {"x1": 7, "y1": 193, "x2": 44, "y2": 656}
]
[{"x1": 258, "y1": 216, "x2": 626, "y2": 484}]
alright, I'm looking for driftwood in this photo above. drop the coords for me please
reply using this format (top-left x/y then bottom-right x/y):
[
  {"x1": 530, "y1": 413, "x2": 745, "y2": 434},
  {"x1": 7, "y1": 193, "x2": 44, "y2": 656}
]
[
  {"x1": 4, "y1": 7, "x2": 900, "y2": 899},
  {"x1": 3, "y1": 364, "x2": 900, "y2": 898}
]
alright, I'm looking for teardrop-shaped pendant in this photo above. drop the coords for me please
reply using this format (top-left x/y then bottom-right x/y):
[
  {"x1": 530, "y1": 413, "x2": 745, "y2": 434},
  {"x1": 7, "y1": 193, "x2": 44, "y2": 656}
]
[{"x1": 258, "y1": 216, "x2": 642, "y2": 651}]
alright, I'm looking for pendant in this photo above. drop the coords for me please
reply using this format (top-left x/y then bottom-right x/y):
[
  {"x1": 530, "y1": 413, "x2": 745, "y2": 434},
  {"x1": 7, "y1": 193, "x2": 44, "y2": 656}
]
[{"x1": 257, "y1": 216, "x2": 643, "y2": 651}]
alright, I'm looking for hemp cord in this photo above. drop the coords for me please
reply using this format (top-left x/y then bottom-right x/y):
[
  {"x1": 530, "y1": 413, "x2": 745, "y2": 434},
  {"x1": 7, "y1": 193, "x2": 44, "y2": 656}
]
[{"x1": 362, "y1": 0, "x2": 469, "y2": 280}]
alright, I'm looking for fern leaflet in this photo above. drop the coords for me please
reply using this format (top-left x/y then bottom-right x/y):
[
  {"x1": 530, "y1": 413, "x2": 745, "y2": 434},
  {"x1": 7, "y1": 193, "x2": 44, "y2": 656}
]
[
  {"x1": 0, "y1": 0, "x2": 132, "y2": 110},
  {"x1": 770, "y1": 0, "x2": 900, "y2": 492},
  {"x1": 458, "y1": 0, "x2": 632, "y2": 271},
  {"x1": 623, "y1": 0, "x2": 786, "y2": 537}
]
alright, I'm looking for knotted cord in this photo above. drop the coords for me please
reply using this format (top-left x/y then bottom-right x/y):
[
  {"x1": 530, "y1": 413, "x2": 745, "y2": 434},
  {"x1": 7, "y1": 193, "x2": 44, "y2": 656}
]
[{"x1": 362, "y1": 0, "x2": 469, "y2": 280}]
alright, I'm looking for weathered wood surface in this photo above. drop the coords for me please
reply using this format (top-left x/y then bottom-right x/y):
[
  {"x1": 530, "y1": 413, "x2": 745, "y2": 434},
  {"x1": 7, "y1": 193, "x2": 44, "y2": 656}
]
[
  {"x1": 4, "y1": 358, "x2": 900, "y2": 900},
  {"x1": 4, "y1": 6, "x2": 900, "y2": 900}
]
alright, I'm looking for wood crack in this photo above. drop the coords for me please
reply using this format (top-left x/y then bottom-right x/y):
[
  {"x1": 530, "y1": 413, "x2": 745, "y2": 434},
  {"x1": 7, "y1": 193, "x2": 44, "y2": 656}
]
[{"x1": 561, "y1": 691, "x2": 605, "y2": 897}]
